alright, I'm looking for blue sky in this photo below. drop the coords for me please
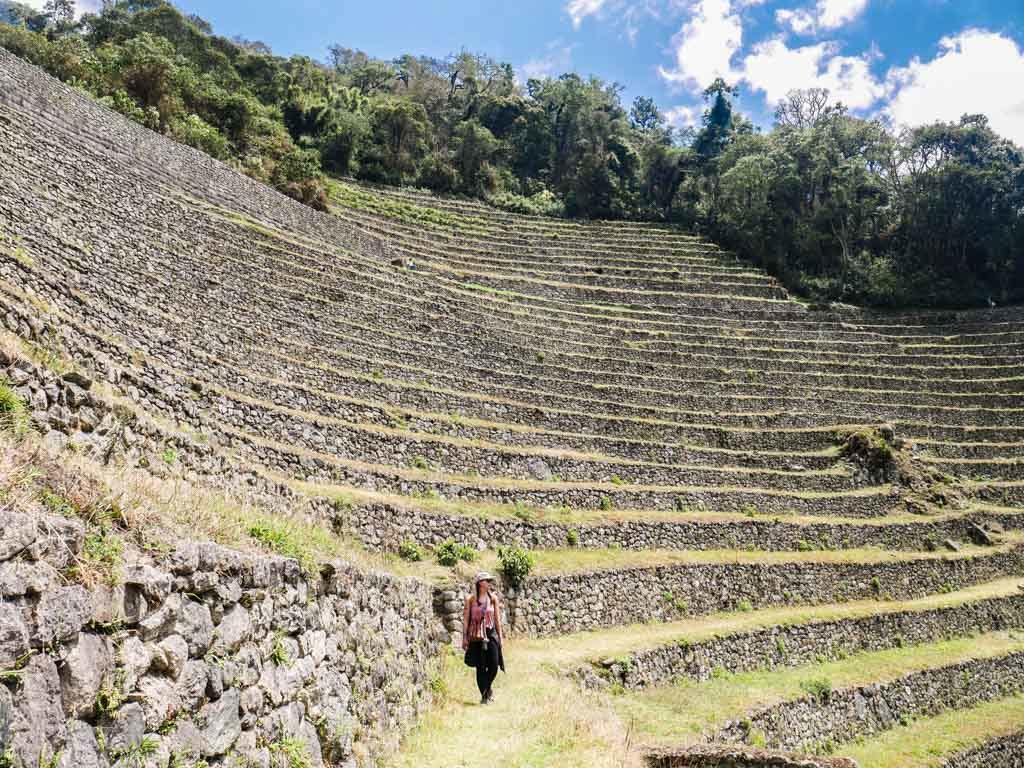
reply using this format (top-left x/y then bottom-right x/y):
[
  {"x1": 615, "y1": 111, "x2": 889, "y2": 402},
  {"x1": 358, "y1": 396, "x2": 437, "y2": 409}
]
[{"x1": 53, "y1": 0, "x2": 1024, "y2": 142}]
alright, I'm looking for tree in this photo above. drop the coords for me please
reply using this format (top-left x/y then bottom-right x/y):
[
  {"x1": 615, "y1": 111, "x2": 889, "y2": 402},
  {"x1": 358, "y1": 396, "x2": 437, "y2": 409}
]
[
  {"x1": 43, "y1": 0, "x2": 74, "y2": 32},
  {"x1": 453, "y1": 119, "x2": 499, "y2": 195},
  {"x1": 629, "y1": 96, "x2": 664, "y2": 134},
  {"x1": 362, "y1": 98, "x2": 429, "y2": 183},
  {"x1": 774, "y1": 88, "x2": 844, "y2": 130}
]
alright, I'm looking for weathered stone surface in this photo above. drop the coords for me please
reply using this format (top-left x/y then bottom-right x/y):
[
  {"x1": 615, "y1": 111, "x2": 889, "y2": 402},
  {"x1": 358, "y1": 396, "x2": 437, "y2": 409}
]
[
  {"x1": 8, "y1": 654, "x2": 67, "y2": 768},
  {"x1": 151, "y1": 634, "x2": 189, "y2": 680},
  {"x1": 175, "y1": 600, "x2": 214, "y2": 656},
  {"x1": 199, "y1": 688, "x2": 241, "y2": 756},
  {"x1": 213, "y1": 604, "x2": 251, "y2": 653},
  {"x1": 60, "y1": 633, "x2": 114, "y2": 718},
  {"x1": 102, "y1": 702, "x2": 146, "y2": 753},
  {"x1": 0, "y1": 601, "x2": 30, "y2": 668},
  {"x1": 118, "y1": 635, "x2": 152, "y2": 690},
  {"x1": 137, "y1": 673, "x2": 183, "y2": 730},
  {"x1": 57, "y1": 720, "x2": 109, "y2": 768},
  {"x1": 34, "y1": 585, "x2": 92, "y2": 645}
]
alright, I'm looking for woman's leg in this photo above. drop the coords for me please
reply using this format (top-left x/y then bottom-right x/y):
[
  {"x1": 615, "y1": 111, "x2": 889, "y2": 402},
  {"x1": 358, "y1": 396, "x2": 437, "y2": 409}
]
[
  {"x1": 475, "y1": 644, "x2": 489, "y2": 696},
  {"x1": 482, "y1": 641, "x2": 500, "y2": 696}
]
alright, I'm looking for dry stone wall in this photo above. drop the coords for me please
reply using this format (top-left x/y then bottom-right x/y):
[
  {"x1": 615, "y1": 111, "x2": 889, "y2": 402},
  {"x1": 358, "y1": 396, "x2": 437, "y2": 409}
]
[
  {"x1": 943, "y1": 733, "x2": 1024, "y2": 767},
  {"x1": 330, "y1": 497, "x2": 1018, "y2": 554},
  {"x1": 714, "y1": 652, "x2": 1024, "y2": 752},
  {"x1": 584, "y1": 593, "x2": 1024, "y2": 689},
  {"x1": 645, "y1": 747, "x2": 856, "y2": 768},
  {"x1": 504, "y1": 551, "x2": 1024, "y2": 635},
  {"x1": 0, "y1": 510, "x2": 448, "y2": 768}
]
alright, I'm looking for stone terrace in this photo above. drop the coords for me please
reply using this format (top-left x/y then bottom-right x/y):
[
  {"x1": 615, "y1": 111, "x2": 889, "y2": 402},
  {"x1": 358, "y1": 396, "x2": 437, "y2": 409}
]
[{"x1": 2, "y1": 47, "x2": 1024, "y2": 767}]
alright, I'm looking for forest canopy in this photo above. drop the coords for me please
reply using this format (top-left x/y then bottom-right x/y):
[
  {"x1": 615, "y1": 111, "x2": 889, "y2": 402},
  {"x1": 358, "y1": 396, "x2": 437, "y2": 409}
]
[{"x1": 2, "y1": 0, "x2": 1022, "y2": 308}]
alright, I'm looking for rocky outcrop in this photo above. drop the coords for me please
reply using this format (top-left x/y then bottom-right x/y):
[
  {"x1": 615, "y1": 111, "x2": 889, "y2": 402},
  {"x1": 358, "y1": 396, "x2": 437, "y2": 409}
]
[{"x1": 0, "y1": 510, "x2": 448, "y2": 768}]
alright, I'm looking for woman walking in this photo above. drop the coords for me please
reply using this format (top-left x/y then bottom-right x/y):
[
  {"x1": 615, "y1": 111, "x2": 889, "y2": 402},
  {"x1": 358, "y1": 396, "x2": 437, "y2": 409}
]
[{"x1": 463, "y1": 571, "x2": 505, "y2": 704}]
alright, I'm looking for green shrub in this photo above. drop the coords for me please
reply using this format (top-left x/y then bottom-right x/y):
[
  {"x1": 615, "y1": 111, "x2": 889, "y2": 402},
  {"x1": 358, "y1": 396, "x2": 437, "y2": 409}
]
[
  {"x1": 566, "y1": 528, "x2": 580, "y2": 547},
  {"x1": 599, "y1": 495, "x2": 613, "y2": 511},
  {"x1": 800, "y1": 677, "x2": 832, "y2": 701},
  {"x1": 487, "y1": 189, "x2": 565, "y2": 218},
  {"x1": 497, "y1": 546, "x2": 534, "y2": 587},
  {"x1": 434, "y1": 539, "x2": 476, "y2": 567},
  {"x1": 397, "y1": 540, "x2": 424, "y2": 562},
  {"x1": 171, "y1": 113, "x2": 229, "y2": 160}
]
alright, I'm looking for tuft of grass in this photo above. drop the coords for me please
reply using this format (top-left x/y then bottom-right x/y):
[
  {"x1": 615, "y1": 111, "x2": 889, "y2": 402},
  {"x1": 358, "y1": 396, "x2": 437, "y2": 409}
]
[
  {"x1": 79, "y1": 529, "x2": 125, "y2": 586},
  {"x1": 800, "y1": 676, "x2": 833, "y2": 701},
  {"x1": 112, "y1": 736, "x2": 159, "y2": 768},
  {"x1": 268, "y1": 632, "x2": 291, "y2": 667},
  {"x1": 247, "y1": 519, "x2": 323, "y2": 578},
  {"x1": 270, "y1": 737, "x2": 311, "y2": 768},
  {"x1": 0, "y1": 382, "x2": 29, "y2": 438}
]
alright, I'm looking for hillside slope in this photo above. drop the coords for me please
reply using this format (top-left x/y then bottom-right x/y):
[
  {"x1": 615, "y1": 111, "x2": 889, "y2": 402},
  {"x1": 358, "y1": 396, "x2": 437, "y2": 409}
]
[{"x1": 2, "y1": 47, "x2": 1024, "y2": 768}]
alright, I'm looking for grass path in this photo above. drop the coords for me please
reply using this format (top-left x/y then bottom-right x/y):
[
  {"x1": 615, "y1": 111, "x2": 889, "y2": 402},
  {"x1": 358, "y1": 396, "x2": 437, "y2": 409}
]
[
  {"x1": 387, "y1": 585, "x2": 1024, "y2": 768},
  {"x1": 844, "y1": 694, "x2": 1024, "y2": 767}
]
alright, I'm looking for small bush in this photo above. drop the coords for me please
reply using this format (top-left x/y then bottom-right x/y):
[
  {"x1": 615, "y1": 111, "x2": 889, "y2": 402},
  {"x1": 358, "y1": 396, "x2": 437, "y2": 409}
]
[
  {"x1": 497, "y1": 545, "x2": 534, "y2": 587},
  {"x1": 397, "y1": 540, "x2": 424, "y2": 562},
  {"x1": 800, "y1": 677, "x2": 832, "y2": 701},
  {"x1": 566, "y1": 528, "x2": 579, "y2": 547},
  {"x1": 599, "y1": 495, "x2": 613, "y2": 511},
  {"x1": 736, "y1": 599, "x2": 753, "y2": 612},
  {"x1": 434, "y1": 539, "x2": 476, "y2": 567},
  {"x1": 488, "y1": 189, "x2": 565, "y2": 218}
]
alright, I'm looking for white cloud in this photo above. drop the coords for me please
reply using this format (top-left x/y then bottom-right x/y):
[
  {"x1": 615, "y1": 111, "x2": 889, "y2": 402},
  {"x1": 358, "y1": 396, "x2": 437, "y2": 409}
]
[
  {"x1": 20, "y1": 0, "x2": 103, "y2": 15},
  {"x1": 521, "y1": 42, "x2": 576, "y2": 81},
  {"x1": 884, "y1": 29, "x2": 1024, "y2": 145},
  {"x1": 741, "y1": 37, "x2": 885, "y2": 108},
  {"x1": 665, "y1": 105, "x2": 700, "y2": 127},
  {"x1": 658, "y1": 0, "x2": 744, "y2": 89},
  {"x1": 777, "y1": 0, "x2": 869, "y2": 34},
  {"x1": 566, "y1": 0, "x2": 611, "y2": 28}
]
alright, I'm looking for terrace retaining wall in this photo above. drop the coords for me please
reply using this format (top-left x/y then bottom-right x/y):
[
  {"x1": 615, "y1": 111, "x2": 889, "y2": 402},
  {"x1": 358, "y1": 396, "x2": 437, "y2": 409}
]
[
  {"x1": 714, "y1": 652, "x2": 1024, "y2": 752},
  {"x1": 944, "y1": 733, "x2": 1024, "y2": 767},
  {"x1": 0, "y1": 511, "x2": 448, "y2": 768},
  {"x1": 582, "y1": 593, "x2": 1024, "y2": 689},
  {"x1": 502, "y1": 550, "x2": 1024, "y2": 635}
]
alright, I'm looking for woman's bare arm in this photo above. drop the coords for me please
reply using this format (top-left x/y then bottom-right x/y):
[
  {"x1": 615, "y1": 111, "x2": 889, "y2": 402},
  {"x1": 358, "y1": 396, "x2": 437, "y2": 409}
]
[{"x1": 462, "y1": 595, "x2": 472, "y2": 649}]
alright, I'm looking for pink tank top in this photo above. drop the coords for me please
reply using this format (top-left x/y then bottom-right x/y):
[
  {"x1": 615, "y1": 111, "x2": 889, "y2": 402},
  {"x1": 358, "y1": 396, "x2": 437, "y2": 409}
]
[{"x1": 467, "y1": 596, "x2": 495, "y2": 642}]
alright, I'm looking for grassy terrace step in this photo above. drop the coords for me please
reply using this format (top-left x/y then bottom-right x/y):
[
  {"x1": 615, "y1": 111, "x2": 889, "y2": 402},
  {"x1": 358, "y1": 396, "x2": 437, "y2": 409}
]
[
  {"x1": 4, "y1": 143, "x2": 1019, "y2": 350},
  {"x1": 18, "y1": 250, "x2": 1021, "y2": 435},
  {"x1": 581, "y1": 580, "x2": 1024, "y2": 689},
  {"x1": 225, "y1": 423, "x2": 901, "y2": 517},
  {"x1": 614, "y1": 630, "x2": 1024, "y2": 753},
  {"x1": 477, "y1": 542, "x2": 1024, "y2": 634},
  {"x1": 16, "y1": 191, "x2": 1024, "y2": 376},
  {"x1": 11, "y1": 277, "x2": 1019, "y2": 465},
  {"x1": 843, "y1": 695, "x2": 1024, "y2": 767},
  {"x1": 307, "y1": 478, "x2": 1024, "y2": 553}
]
